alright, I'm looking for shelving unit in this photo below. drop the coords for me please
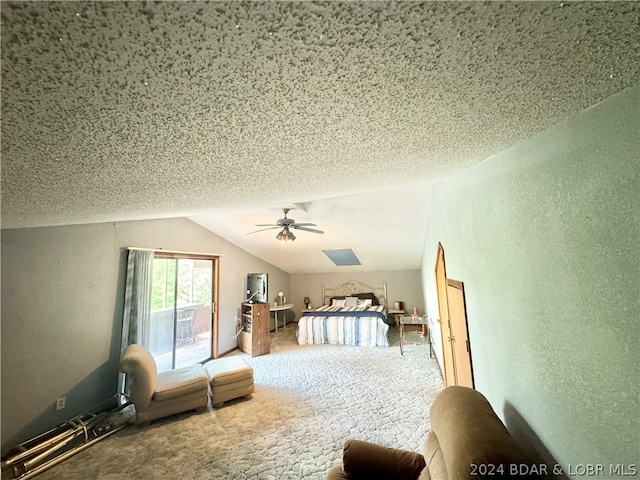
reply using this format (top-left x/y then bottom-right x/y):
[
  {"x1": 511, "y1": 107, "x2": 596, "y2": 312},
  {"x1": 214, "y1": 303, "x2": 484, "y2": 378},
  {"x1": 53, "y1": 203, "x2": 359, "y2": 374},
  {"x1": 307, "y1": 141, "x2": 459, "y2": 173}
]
[{"x1": 238, "y1": 302, "x2": 270, "y2": 357}]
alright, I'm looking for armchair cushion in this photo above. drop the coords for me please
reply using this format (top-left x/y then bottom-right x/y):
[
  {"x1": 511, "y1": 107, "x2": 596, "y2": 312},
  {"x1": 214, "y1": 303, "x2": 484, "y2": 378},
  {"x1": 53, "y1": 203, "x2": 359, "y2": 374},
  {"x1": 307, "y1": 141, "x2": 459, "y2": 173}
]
[
  {"x1": 325, "y1": 465, "x2": 350, "y2": 480},
  {"x1": 341, "y1": 439, "x2": 426, "y2": 480},
  {"x1": 420, "y1": 432, "x2": 446, "y2": 480}
]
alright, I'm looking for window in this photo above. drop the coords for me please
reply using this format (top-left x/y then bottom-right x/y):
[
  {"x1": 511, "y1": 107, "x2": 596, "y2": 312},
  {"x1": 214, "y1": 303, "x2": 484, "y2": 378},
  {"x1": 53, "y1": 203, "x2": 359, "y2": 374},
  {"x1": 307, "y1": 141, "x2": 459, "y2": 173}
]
[{"x1": 149, "y1": 253, "x2": 219, "y2": 372}]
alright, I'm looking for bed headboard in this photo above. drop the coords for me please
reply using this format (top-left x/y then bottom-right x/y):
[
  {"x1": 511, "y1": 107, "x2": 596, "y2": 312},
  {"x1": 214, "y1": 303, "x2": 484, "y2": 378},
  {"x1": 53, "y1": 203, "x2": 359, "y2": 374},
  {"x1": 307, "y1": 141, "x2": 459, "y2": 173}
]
[{"x1": 322, "y1": 280, "x2": 388, "y2": 308}]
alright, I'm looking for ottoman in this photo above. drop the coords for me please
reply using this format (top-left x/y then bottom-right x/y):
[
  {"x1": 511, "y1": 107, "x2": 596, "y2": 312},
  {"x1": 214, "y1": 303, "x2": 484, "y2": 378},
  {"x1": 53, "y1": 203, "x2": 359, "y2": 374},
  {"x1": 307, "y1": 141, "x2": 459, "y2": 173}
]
[{"x1": 204, "y1": 356, "x2": 255, "y2": 407}]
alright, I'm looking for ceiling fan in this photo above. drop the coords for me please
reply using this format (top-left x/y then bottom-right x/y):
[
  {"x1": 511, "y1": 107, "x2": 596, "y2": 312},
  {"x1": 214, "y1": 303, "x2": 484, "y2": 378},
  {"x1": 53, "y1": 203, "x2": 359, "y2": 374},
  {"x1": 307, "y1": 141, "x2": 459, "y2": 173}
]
[{"x1": 247, "y1": 209, "x2": 324, "y2": 242}]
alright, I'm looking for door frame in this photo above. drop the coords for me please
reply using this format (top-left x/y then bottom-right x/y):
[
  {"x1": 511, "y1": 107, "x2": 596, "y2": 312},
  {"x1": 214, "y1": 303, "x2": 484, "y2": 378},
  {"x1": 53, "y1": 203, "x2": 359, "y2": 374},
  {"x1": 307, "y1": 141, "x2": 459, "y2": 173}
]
[
  {"x1": 435, "y1": 243, "x2": 455, "y2": 385},
  {"x1": 153, "y1": 251, "x2": 220, "y2": 361}
]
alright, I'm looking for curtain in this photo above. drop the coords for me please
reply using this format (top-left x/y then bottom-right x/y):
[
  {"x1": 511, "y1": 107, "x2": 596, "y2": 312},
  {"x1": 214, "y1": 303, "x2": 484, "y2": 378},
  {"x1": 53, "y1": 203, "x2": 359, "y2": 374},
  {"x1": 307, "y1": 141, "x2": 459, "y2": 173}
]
[
  {"x1": 118, "y1": 249, "x2": 153, "y2": 399},
  {"x1": 120, "y1": 249, "x2": 153, "y2": 350}
]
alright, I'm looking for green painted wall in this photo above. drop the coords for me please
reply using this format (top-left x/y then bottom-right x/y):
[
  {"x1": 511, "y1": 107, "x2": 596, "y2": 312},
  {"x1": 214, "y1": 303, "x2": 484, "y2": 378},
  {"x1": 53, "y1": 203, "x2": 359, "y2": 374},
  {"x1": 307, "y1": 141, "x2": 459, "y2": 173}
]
[{"x1": 421, "y1": 86, "x2": 639, "y2": 474}]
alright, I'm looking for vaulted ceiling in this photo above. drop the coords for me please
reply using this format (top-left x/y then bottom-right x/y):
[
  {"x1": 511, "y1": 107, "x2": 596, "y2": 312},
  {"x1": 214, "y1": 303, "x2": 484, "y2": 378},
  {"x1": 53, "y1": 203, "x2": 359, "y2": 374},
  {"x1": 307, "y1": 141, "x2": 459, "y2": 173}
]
[{"x1": 2, "y1": 1, "x2": 638, "y2": 273}]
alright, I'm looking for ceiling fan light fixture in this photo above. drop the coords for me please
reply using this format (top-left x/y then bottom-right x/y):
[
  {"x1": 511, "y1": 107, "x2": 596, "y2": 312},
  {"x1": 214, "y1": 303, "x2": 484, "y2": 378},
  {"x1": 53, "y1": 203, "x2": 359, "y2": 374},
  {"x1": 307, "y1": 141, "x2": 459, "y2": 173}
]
[
  {"x1": 250, "y1": 208, "x2": 322, "y2": 240},
  {"x1": 276, "y1": 226, "x2": 295, "y2": 242}
]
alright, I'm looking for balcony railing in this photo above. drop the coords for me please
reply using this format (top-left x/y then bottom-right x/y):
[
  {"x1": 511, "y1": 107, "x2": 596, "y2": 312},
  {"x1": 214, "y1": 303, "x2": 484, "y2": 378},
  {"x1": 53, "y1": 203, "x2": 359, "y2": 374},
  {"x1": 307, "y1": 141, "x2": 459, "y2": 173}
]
[{"x1": 148, "y1": 304, "x2": 213, "y2": 372}]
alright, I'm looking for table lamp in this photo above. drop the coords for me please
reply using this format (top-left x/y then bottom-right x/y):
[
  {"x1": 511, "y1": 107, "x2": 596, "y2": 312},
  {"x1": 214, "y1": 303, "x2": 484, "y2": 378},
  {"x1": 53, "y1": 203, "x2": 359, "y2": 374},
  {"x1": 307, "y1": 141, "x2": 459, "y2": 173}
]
[{"x1": 303, "y1": 296, "x2": 310, "y2": 309}]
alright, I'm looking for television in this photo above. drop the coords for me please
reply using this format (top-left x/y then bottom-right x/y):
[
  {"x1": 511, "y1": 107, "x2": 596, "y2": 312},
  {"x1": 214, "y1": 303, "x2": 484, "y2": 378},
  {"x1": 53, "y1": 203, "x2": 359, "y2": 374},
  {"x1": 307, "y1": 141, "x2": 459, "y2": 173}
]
[{"x1": 246, "y1": 273, "x2": 268, "y2": 303}]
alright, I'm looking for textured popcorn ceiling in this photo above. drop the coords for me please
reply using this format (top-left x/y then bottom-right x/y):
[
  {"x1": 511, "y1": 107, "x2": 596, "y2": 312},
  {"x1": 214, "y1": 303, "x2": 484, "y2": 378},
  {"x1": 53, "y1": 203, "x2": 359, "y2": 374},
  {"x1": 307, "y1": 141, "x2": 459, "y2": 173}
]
[{"x1": 1, "y1": 1, "x2": 638, "y2": 273}]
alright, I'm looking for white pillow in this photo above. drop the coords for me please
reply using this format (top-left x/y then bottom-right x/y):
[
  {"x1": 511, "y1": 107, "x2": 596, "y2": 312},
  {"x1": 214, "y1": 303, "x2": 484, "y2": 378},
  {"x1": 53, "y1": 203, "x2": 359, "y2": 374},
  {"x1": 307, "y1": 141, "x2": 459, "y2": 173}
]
[
  {"x1": 358, "y1": 298, "x2": 373, "y2": 307},
  {"x1": 344, "y1": 296, "x2": 358, "y2": 307},
  {"x1": 331, "y1": 298, "x2": 346, "y2": 307}
]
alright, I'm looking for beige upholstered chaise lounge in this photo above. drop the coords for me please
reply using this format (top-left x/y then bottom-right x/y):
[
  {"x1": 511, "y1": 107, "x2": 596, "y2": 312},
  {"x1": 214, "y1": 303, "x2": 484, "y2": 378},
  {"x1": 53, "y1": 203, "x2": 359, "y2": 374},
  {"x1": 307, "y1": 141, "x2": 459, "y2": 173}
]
[
  {"x1": 119, "y1": 344, "x2": 255, "y2": 425},
  {"x1": 119, "y1": 344, "x2": 210, "y2": 425}
]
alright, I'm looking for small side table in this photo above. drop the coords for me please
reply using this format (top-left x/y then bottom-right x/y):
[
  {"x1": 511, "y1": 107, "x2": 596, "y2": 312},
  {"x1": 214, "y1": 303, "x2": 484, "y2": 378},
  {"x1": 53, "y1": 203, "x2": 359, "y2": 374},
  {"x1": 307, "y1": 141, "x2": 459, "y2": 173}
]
[
  {"x1": 388, "y1": 309, "x2": 405, "y2": 326},
  {"x1": 399, "y1": 315, "x2": 431, "y2": 356},
  {"x1": 270, "y1": 303, "x2": 294, "y2": 333}
]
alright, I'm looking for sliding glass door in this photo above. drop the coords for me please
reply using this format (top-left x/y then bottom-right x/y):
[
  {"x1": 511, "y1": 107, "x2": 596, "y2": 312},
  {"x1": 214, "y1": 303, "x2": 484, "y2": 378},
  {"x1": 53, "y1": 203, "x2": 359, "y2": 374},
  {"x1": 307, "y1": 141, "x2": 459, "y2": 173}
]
[{"x1": 149, "y1": 254, "x2": 218, "y2": 372}]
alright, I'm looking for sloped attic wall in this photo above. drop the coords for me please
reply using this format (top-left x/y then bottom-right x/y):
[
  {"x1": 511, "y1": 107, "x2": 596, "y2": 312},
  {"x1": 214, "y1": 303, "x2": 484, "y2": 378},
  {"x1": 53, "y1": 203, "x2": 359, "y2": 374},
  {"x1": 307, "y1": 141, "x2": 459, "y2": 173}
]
[{"x1": 0, "y1": 217, "x2": 289, "y2": 454}]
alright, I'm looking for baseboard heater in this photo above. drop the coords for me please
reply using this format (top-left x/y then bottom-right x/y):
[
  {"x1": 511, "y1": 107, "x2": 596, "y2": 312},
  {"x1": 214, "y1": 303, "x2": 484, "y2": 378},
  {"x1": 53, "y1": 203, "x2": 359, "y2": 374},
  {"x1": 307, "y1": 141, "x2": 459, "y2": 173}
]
[{"x1": 1, "y1": 397, "x2": 132, "y2": 480}]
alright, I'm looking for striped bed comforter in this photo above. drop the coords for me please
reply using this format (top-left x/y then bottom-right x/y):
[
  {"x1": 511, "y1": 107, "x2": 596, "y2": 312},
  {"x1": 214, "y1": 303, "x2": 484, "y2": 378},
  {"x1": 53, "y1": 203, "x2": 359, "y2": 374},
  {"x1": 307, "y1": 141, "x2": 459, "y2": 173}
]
[{"x1": 296, "y1": 305, "x2": 389, "y2": 347}]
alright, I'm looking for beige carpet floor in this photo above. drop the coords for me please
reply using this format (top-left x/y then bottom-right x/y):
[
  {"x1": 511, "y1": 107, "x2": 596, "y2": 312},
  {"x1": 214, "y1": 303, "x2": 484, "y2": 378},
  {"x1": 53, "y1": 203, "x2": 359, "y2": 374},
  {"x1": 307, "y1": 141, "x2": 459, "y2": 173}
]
[{"x1": 39, "y1": 323, "x2": 443, "y2": 480}]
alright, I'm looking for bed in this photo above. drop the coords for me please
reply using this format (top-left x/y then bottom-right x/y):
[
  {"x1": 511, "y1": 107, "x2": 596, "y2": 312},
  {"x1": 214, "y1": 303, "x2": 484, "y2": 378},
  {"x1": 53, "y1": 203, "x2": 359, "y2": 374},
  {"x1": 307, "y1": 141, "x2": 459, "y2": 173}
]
[{"x1": 296, "y1": 280, "x2": 390, "y2": 347}]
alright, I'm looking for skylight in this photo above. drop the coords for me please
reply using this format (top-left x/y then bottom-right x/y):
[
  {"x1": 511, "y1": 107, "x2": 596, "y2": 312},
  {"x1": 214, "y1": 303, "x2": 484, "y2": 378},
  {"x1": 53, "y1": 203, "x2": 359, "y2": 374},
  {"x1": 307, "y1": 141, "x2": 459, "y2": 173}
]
[{"x1": 322, "y1": 248, "x2": 361, "y2": 266}]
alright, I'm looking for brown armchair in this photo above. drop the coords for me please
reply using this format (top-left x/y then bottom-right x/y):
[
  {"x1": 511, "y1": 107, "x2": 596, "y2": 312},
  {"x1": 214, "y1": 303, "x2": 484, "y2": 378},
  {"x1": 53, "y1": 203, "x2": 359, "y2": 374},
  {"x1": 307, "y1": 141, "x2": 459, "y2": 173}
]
[{"x1": 326, "y1": 386, "x2": 537, "y2": 480}]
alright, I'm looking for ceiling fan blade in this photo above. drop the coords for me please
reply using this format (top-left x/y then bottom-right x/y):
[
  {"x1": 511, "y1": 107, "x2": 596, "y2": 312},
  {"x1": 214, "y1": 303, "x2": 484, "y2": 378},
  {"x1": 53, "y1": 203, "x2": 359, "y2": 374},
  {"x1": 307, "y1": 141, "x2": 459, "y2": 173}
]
[
  {"x1": 291, "y1": 225, "x2": 324, "y2": 234},
  {"x1": 247, "y1": 226, "x2": 280, "y2": 234},
  {"x1": 291, "y1": 223, "x2": 316, "y2": 227},
  {"x1": 254, "y1": 223, "x2": 279, "y2": 227}
]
